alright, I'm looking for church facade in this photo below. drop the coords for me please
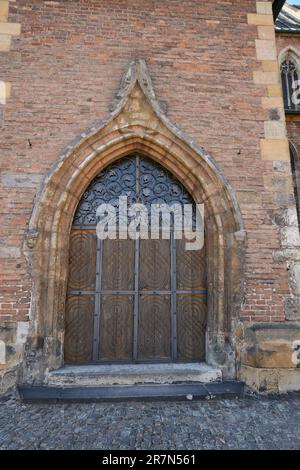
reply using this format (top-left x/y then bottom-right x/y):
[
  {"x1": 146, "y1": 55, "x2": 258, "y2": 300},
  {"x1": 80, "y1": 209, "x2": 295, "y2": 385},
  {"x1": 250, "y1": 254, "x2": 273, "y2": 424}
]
[{"x1": 0, "y1": 0, "x2": 300, "y2": 397}]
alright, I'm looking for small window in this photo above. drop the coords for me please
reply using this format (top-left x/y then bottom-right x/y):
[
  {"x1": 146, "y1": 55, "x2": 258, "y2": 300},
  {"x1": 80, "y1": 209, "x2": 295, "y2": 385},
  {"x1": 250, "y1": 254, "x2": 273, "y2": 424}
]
[{"x1": 281, "y1": 56, "x2": 300, "y2": 111}]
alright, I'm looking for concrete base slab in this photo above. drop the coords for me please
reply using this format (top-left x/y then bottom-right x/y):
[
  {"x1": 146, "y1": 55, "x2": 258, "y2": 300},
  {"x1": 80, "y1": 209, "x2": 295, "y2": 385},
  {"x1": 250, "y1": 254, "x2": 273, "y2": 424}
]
[
  {"x1": 18, "y1": 381, "x2": 244, "y2": 403},
  {"x1": 48, "y1": 362, "x2": 222, "y2": 387}
]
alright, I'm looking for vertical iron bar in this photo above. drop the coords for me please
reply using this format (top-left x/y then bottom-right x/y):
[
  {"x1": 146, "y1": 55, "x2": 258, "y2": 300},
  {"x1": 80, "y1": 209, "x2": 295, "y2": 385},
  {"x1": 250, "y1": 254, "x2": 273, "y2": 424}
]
[
  {"x1": 170, "y1": 224, "x2": 177, "y2": 361},
  {"x1": 133, "y1": 238, "x2": 140, "y2": 361},
  {"x1": 133, "y1": 155, "x2": 140, "y2": 361},
  {"x1": 286, "y1": 72, "x2": 291, "y2": 109},
  {"x1": 293, "y1": 69, "x2": 298, "y2": 110},
  {"x1": 92, "y1": 235, "x2": 102, "y2": 361}
]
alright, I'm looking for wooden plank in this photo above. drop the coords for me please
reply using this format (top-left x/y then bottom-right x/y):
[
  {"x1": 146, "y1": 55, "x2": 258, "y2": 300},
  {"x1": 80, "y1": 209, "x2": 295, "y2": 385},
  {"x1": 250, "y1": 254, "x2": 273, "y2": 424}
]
[
  {"x1": 64, "y1": 295, "x2": 94, "y2": 363},
  {"x1": 176, "y1": 295, "x2": 207, "y2": 361},
  {"x1": 138, "y1": 294, "x2": 171, "y2": 360},
  {"x1": 176, "y1": 238, "x2": 206, "y2": 290},
  {"x1": 98, "y1": 295, "x2": 134, "y2": 361},
  {"x1": 101, "y1": 239, "x2": 135, "y2": 290},
  {"x1": 67, "y1": 230, "x2": 97, "y2": 291},
  {"x1": 139, "y1": 239, "x2": 171, "y2": 291}
]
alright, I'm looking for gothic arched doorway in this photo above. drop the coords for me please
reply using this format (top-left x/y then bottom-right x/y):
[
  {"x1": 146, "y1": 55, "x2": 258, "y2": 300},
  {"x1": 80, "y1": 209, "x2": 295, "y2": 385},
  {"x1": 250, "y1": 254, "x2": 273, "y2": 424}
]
[{"x1": 64, "y1": 154, "x2": 207, "y2": 364}]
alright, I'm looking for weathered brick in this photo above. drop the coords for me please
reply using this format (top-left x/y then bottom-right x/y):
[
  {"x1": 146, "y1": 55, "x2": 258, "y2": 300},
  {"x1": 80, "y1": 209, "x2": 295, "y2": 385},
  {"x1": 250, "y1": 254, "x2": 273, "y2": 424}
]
[
  {"x1": 260, "y1": 139, "x2": 290, "y2": 161},
  {"x1": 0, "y1": 33, "x2": 11, "y2": 51},
  {"x1": 0, "y1": 1, "x2": 9, "y2": 21},
  {"x1": 255, "y1": 39, "x2": 277, "y2": 61},
  {"x1": 256, "y1": 2, "x2": 273, "y2": 16},
  {"x1": 258, "y1": 25, "x2": 276, "y2": 40},
  {"x1": 247, "y1": 13, "x2": 274, "y2": 26},
  {"x1": 253, "y1": 71, "x2": 279, "y2": 85},
  {"x1": 264, "y1": 121, "x2": 286, "y2": 139},
  {"x1": 0, "y1": 21, "x2": 20, "y2": 35}
]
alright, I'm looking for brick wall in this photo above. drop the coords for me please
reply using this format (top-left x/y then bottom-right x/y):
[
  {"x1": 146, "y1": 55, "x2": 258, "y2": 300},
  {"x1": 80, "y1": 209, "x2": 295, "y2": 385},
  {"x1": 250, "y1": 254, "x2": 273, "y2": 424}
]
[{"x1": 0, "y1": 0, "x2": 297, "y2": 328}]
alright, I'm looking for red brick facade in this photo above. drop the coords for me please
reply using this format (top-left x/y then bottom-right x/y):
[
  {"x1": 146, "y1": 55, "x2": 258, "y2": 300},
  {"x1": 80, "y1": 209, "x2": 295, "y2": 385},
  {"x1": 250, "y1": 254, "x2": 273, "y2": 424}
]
[{"x1": 0, "y1": 1, "x2": 299, "y2": 394}]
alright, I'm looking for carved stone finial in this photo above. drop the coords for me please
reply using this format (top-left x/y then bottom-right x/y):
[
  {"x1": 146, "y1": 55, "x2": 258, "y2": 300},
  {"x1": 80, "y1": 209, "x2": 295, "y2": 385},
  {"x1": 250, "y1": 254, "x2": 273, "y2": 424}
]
[{"x1": 110, "y1": 59, "x2": 159, "y2": 112}]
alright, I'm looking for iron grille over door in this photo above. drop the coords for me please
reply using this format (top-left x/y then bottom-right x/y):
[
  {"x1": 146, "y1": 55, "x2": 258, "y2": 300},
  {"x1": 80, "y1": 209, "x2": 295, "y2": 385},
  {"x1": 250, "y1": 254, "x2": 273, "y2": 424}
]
[{"x1": 65, "y1": 155, "x2": 207, "y2": 364}]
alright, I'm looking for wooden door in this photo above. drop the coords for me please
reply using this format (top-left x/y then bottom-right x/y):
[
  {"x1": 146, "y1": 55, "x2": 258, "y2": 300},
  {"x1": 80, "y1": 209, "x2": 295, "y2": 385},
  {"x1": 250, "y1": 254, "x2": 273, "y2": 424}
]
[{"x1": 64, "y1": 154, "x2": 207, "y2": 364}]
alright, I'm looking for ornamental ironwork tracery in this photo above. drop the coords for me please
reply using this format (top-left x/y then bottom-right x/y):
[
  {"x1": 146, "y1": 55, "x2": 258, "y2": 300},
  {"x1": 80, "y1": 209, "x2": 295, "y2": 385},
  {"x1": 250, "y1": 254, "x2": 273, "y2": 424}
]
[{"x1": 73, "y1": 154, "x2": 195, "y2": 227}]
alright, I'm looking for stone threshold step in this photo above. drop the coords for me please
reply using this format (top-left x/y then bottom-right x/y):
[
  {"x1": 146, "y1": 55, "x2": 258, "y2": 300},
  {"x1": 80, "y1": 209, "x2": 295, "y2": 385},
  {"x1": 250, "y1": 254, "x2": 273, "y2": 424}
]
[
  {"x1": 18, "y1": 381, "x2": 244, "y2": 403},
  {"x1": 47, "y1": 362, "x2": 222, "y2": 386}
]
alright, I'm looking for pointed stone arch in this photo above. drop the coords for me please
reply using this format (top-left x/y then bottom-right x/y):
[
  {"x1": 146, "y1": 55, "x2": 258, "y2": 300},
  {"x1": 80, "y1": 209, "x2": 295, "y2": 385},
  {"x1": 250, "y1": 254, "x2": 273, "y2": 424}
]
[
  {"x1": 22, "y1": 60, "x2": 245, "y2": 383},
  {"x1": 278, "y1": 46, "x2": 300, "y2": 69},
  {"x1": 279, "y1": 46, "x2": 300, "y2": 112}
]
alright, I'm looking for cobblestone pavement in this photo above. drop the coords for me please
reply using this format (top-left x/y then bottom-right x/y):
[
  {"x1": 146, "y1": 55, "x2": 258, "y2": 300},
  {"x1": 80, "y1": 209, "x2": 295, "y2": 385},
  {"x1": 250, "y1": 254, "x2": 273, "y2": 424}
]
[{"x1": 0, "y1": 394, "x2": 300, "y2": 450}]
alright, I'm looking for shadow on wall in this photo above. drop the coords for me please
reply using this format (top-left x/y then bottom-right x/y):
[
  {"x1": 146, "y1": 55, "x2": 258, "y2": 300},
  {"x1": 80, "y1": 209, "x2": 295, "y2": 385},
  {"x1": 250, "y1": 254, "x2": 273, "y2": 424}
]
[{"x1": 290, "y1": 142, "x2": 300, "y2": 229}]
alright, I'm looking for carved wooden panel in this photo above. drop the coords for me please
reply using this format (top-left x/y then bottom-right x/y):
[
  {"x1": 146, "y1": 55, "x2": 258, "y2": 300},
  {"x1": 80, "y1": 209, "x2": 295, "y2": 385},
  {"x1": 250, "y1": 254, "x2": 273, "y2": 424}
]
[
  {"x1": 68, "y1": 230, "x2": 97, "y2": 291},
  {"x1": 101, "y1": 239, "x2": 135, "y2": 290},
  {"x1": 138, "y1": 295, "x2": 171, "y2": 360},
  {"x1": 176, "y1": 238, "x2": 206, "y2": 291},
  {"x1": 64, "y1": 295, "x2": 94, "y2": 363},
  {"x1": 139, "y1": 239, "x2": 170, "y2": 291},
  {"x1": 176, "y1": 295, "x2": 207, "y2": 361},
  {"x1": 99, "y1": 295, "x2": 134, "y2": 361}
]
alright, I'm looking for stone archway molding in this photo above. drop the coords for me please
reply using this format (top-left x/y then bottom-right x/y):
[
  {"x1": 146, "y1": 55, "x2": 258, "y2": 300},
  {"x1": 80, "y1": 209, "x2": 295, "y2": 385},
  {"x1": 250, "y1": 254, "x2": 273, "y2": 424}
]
[
  {"x1": 22, "y1": 59, "x2": 246, "y2": 384},
  {"x1": 278, "y1": 45, "x2": 300, "y2": 68}
]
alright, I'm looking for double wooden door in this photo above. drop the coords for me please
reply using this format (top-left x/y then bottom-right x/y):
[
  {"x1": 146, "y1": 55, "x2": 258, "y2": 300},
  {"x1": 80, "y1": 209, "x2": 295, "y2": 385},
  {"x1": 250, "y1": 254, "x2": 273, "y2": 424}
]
[{"x1": 64, "y1": 155, "x2": 207, "y2": 364}]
